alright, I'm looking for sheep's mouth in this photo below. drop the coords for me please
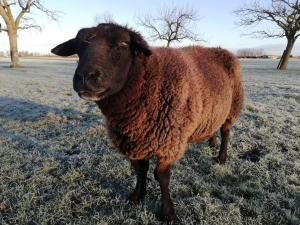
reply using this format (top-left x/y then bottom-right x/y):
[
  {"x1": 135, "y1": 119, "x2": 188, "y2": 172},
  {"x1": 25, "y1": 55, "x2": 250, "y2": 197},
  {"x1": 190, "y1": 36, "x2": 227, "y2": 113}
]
[{"x1": 78, "y1": 88, "x2": 110, "y2": 101}]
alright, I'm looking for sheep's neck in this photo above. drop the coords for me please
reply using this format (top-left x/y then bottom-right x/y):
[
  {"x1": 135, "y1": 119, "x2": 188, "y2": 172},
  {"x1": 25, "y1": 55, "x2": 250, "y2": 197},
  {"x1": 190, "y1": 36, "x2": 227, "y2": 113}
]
[
  {"x1": 96, "y1": 54, "x2": 162, "y2": 158},
  {"x1": 97, "y1": 55, "x2": 150, "y2": 120}
]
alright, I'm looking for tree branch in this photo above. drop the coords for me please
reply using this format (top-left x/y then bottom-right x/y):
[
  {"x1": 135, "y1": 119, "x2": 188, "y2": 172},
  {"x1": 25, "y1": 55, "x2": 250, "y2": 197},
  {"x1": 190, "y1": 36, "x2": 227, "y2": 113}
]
[
  {"x1": 15, "y1": 0, "x2": 33, "y2": 27},
  {"x1": 137, "y1": 16, "x2": 163, "y2": 40},
  {"x1": 263, "y1": 9, "x2": 288, "y2": 30},
  {"x1": 2, "y1": 0, "x2": 14, "y2": 23},
  {"x1": 279, "y1": 0, "x2": 297, "y2": 9},
  {"x1": 0, "y1": 2, "x2": 10, "y2": 24},
  {"x1": 245, "y1": 30, "x2": 286, "y2": 38},
  {"x1": 0, "y1": 26, "x2": 8, "y2": 32},
  {"x1": 17, "y1": 24, "x2": 41, "y2": 30},
  {"x1": 32, "y1": 0, "x2": 61, "y2": 21}
]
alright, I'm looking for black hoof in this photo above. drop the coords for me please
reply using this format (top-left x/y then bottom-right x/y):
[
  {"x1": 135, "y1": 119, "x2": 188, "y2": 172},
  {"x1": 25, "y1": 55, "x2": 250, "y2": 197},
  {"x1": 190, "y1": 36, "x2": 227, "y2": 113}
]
[
  {"x1": 218, "y1": 155, "x2": 227, "y2": 164},
  {"x1": 127, "y1": 191, "x2": 145, "y2": 204},
  {"x1": 159, "y1": 203, "x2": 175, "y2": 224},
  {"x1": 213, "y1": 156, "x2": 226, "y2": 164}
]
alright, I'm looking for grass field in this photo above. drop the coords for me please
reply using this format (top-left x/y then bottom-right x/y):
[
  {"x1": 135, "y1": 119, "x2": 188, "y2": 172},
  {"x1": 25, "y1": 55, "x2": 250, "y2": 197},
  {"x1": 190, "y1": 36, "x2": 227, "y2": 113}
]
[{"x1": 0, "y1": 58, "x2": 300, "y2": 225}]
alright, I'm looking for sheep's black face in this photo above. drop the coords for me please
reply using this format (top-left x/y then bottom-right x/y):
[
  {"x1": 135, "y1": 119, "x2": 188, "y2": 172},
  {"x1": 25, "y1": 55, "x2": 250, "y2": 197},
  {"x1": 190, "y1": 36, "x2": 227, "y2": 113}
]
[{"x1": 51, "y1": 23, "x2": 151, "y2": 101}]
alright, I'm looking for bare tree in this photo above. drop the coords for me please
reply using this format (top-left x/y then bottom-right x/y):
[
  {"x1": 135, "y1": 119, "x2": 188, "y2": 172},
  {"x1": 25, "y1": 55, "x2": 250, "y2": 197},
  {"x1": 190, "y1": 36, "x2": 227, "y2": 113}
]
[
  {"x1": 235, "y1": 0, "x2": 300, "y2": 70},
  {"x1": 0, "y1": 0, "x2": 60, "y2": 68},
  {"x1": 138, "y1": 6, "x2": 204, "y2": 47}
]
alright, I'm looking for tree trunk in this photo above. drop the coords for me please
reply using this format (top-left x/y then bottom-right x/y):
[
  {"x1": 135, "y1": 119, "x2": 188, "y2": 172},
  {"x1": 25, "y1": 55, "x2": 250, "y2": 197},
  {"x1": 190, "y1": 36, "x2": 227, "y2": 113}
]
[
  {"x1": 8, "y1": 28, "x2": 20, "y2": 68},
  {"x1": 166, "y1": 40, "x2": 171, "y2": 47},
  {"x1": 277, "y1": 37, "x2": 295, "y2": 70}
]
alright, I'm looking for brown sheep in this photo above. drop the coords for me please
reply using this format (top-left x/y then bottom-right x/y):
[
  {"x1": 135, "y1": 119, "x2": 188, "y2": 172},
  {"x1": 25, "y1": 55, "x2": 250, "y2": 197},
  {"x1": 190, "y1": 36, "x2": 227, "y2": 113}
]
[{"x1": 51, "y1": 23, "x2": 244, "y2": 223}]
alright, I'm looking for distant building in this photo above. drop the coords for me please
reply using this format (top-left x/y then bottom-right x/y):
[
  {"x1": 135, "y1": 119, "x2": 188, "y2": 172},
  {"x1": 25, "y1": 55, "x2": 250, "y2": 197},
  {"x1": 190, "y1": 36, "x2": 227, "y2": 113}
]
[{"x1": 264, "y1": 55, "x2": 280, "y2": 59}]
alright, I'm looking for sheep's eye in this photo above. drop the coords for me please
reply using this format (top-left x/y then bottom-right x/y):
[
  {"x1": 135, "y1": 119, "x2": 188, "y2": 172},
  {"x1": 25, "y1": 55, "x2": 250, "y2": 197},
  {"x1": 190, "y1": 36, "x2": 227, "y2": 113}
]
[
  {"x1": 83, "y1": 40, "x2": 91, "y2": 44},
  {"x1": 118, "y1": 41, "x2": 128, "y2": 48}
]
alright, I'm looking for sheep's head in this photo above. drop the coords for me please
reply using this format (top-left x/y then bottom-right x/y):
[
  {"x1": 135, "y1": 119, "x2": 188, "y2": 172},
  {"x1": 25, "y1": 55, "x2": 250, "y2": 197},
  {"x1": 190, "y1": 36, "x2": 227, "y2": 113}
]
[{"x1": 51, "y1": 23, "x2": 151, "y2": 101}]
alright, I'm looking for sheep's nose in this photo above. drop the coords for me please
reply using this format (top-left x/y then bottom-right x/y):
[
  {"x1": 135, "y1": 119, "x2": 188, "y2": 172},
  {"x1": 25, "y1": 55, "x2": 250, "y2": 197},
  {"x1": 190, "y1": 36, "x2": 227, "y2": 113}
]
[{"x1": 86, "y1": 70, "x2": 104, "y2": 84}]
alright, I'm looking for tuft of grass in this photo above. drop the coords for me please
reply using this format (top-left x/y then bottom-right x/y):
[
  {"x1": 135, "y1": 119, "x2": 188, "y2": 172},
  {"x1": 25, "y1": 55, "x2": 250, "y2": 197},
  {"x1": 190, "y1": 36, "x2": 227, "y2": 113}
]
[{"x1": 212, "y1": 164, "x2": 233, "y2": 178}]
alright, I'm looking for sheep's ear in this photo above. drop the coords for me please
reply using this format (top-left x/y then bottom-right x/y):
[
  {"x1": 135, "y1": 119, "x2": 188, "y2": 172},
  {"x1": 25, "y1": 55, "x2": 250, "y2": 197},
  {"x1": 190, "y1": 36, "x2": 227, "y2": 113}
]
[
  {"x1": 51, "y1": 38, "x2": 77, "y2": 56},
  {"x1": 129, "y1": 31, "x2": 152, "y2": 56}
]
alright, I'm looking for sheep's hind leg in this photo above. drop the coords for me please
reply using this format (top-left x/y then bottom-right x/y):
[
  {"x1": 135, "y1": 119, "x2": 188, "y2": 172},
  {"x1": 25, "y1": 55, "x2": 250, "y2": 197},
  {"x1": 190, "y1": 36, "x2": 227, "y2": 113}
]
[
  {"x1": 209, "y1": 133, "x2": 217, "y2": 148},
  {"x1": 128, "y1": 160, "x2": 149, "y2": 203},
  {"x1": 218, "y1": 120, "x2": 232, "y2": 164},
  {"x1": 154, "y1": 161, "x2": 175, "y2": 223}
]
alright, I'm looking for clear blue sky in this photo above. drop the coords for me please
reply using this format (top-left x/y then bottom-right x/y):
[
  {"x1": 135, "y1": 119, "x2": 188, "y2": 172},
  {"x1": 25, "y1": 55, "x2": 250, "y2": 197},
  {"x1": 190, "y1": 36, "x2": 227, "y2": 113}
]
[{"x1": 0, "y1": 0, "x2": 299, "y2": 55}]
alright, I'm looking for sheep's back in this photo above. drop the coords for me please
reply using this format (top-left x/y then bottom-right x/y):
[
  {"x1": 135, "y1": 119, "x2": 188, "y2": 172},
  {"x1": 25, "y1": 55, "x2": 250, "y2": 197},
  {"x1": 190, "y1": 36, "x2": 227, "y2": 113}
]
[{"x1": 150, "y1": 47, "x2": 240, "y2": 144}]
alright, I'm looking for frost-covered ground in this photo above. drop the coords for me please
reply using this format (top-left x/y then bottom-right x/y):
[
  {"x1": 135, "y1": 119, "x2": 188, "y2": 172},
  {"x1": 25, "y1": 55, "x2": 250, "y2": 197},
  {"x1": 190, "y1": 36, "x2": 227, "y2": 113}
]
[{"x1": 0, "y1": 58, "x2": 299, "y2": 225}]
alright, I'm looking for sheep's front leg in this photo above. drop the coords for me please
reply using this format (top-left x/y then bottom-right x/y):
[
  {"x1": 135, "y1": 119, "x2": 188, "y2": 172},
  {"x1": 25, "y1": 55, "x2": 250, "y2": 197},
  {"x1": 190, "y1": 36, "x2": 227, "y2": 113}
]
[
  {"x1": 128, "y1": 160, "x2": 149, "y2": 203},
  {"x1": 154, "y1": 162, "x2": 175, "y2": 223}
]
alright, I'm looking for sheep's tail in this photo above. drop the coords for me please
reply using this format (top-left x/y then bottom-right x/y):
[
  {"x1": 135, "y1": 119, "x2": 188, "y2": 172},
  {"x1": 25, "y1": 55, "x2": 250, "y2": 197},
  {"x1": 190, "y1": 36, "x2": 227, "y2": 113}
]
[
  {"x1": 227, "y1": 59, "x2": 244, "y2": 124},
  {"x1": 214, "y1": 48, "x2": 244, "y2": 124}
]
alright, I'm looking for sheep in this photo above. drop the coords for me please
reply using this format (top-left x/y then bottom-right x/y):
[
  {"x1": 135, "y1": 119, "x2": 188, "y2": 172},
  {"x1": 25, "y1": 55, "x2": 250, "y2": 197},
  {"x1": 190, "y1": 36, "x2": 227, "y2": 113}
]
[{"x1": 51, "y1": 23, "x2": 244, "y2": 223}]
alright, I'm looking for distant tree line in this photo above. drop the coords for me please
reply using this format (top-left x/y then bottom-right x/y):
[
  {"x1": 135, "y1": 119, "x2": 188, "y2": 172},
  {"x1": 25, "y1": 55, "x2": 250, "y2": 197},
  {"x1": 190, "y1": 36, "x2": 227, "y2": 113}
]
[
  {"x1": 236, "y1": 48, "x2": 265, "y2": 58},
  {"x1": 0, "y1": 50, "x2": 59, "y2": 57},
  {"x1": 236, "y1": 48, "x2": 297, "y2": 58},
  {"x1": 18, "y1": 51, "x2": 54, "y2": 57}
]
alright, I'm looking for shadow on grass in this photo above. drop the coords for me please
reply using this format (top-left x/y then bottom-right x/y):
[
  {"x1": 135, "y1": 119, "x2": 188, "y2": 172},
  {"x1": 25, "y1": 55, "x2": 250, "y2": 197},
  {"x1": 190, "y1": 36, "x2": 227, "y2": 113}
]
[
  {"x1": 0, "y1": 96, "x2": 80, "y2": 122},
  {"x1": 0, "y1": 96, "x2": 100, "y2": 162},
  {"x1": 0, "y1": 60, "x2": 10, "y2": 68},
  {"x1": 0, "y1": 96, "x2": 109, "y2": 166},
  {"x1": 0, "y1": 96, "x2": 131, "y2": 204}
]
